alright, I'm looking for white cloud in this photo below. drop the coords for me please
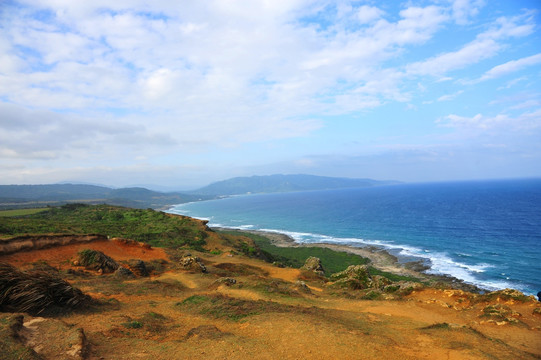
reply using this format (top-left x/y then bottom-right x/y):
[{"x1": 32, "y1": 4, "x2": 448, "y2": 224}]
[
  {"x1": 439, "y1": 110, "x2": 541, "y2": 131},
  {"x1": 451, "y1": 0, "x2": 485, "y2": 25},
  {"x1": 479, "y1": 53, "x2": 541, "y2": 81},
  {"x1": 0, "y1": 1, "x2": 540, "y2": 185},
  {"x1": 356, "y1": 5, "x2": 384, "y2": 24},
  {"x1": 437, "y1": 90, "x2": 463, "y2": 101},
  {"x1": 407, "y1": 12, "x2": 534, "y2": 77}
]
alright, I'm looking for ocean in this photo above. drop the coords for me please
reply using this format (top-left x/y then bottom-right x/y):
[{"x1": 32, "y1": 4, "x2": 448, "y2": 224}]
[{"x1": 169, "y1": 179, "x2": 541, "y2": 295}]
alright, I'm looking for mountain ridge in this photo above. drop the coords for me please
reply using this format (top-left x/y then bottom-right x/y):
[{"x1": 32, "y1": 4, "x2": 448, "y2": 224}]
[
  {"x1": 191, "y1": 174, "x2": 399, "y2": 196},
  {"x1": 0, "y1": 184, "x2": 209, "y2": 210}
]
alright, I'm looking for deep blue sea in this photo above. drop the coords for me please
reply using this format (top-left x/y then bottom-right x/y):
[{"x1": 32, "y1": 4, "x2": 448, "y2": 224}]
[{"x1": 169, "y1": 179, "x2": 541, "y2": 295}]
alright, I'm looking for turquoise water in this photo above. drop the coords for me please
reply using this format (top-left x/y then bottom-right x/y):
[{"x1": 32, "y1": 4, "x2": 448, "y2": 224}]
[{"x1": 169, "y1": 179, "x2": 541, "y2": 295}]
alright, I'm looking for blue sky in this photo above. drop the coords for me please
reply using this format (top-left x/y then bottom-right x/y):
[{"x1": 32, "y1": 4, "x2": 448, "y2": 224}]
[{"x1": 1, "y1": 0, "x2": 540, "y2": 189}]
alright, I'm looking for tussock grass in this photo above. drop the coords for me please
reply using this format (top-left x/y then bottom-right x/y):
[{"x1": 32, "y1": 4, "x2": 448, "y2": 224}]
[{"x1": 0, "y1": 262, "x2": 90, "y2": 315}]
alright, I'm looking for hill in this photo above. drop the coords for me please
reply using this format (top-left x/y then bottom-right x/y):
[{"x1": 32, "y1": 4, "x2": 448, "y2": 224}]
[
  {"x1": 0, "y1": 204, "x2": 539, "y2": 359},
  {"x1": 0, "y1": 184, "x2": 212, "y2": 210},
  {"x1": 192, "y1": 174, "x2": 399, "y2": 195}
]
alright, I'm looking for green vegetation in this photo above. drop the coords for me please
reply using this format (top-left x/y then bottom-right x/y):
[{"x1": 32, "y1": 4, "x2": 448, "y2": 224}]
[
  {"x1": 367, "y1": 267, "x2": 420, "y2": 283},
  {"x1": 0, "y1": 208, "x2": 49, "y2": 217},
  {"x1": 0, "y1": 204, "x2": 208, "y2": 250},
  {"x1": 191, "y1": 174, "x2": 398, "y2": 196},
  {"x1": 219, "y1": 230, "x2": 369, "y2": 276},
  {"x1": 178, "y1": 294, "x2": 289, "y2": 321},
  {"x1": 122, "y1": 320, "x2": 143, "y2": 329},
  {"x1": 220, "y1": 230, "x2": 421, "y2": 283}
]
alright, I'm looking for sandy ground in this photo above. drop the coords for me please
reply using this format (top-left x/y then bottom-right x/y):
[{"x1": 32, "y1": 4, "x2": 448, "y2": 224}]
[{"x1": 1, "y1": 236, "x2": 541, "y2": 359}]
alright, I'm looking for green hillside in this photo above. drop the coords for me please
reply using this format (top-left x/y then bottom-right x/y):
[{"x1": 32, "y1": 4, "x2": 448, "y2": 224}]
[
  {"x1": 0, "y1": 184, "x2": 212, "y2": 210},
  {"x1": 0, "y1": 204, "x2": 208, "y2": 250},
  {"x1": 192, "y1": 174, "x2": 399, "y2": 195}
]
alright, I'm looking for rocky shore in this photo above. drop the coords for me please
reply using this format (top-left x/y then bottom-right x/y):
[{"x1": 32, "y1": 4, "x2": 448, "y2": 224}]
[{"x1": 214, "y1": 227, "x2": 484, "y2": 293}]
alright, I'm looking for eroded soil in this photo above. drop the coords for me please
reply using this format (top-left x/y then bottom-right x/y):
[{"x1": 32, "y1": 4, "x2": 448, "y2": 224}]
[{"x1": 1, "y1": 237, "x2": 540, "y2": 360}]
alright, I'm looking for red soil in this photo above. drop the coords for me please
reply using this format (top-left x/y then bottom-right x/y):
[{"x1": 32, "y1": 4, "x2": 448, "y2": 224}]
[{"x1": 0, "y1": 238, "x2": 168, "y2": 270}]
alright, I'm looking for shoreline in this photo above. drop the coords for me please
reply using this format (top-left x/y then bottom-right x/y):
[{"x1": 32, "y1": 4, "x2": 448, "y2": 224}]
[{"x1": 214, "y1": 227, "x2": 485, "y2": 293}]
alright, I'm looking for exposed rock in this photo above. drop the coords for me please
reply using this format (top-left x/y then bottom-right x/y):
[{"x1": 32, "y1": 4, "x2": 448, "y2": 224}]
[
  {"x1": 114, "y1": 267, "x2": 135, "y2": 279},
  {"x1": 126, "y1": 259, "x2": 149, "y2": 277},
  {"x1": 214, "y1": 277, "x2": 237, "y2": 286},
  {"x1": 10, "y1": 315, "x2": 89, "y2": 359},
  {"x1": 330, "y1": 265, "x2": 372, "y2": 290},
  {"x1": 481, "y1": 304, "x2": 522, "y2": 324},
  {"x1": 300, "y1": 256, "x2": 325, "y2": 276},
  {"x1": 371, "y1": 275, "x2": 393, "y2": 289},
  {"x1": 0, "y1": 314, "x2": 41, "y2": 360},
  {"x1": 486, "y1": 288, "x2": 536, "y2": 302},
  {"x1": 295, "y1": 280, "x2": 312, "y2": 294},
  {"x1": 329, "y1": 265, "x2": 414, "y2": 293},
  {"x1": 75, "y1": 249, "x2": 119, "y2": 273},
  {"x1": 179, "y1": 255, "x2": 207, "y2": 273},
  {"x1": 392, "y1": 281, "x2": 424, "y2": 295}
]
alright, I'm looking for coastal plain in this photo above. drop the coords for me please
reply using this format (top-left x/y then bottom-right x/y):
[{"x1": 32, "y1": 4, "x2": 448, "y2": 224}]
[{"x1": 0, "y1": 206, "x2": 540, "y2": 359}]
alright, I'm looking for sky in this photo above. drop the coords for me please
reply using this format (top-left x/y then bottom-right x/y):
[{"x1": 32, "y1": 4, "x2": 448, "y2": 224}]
[{"x1": 1, "y1": 0, "x2": 540, "y2": 190}]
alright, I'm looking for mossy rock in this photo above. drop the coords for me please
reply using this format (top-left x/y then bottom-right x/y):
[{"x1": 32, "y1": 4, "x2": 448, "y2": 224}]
[
  {"x1": 330, "y1": 265, "x2": 370, "y2": 282},
  {"x1": 300, "y1": 256, "x2": 325, "y2": 276},
  {"x1": 75, "y1": 249, "x2": 119, "y2": 273}
]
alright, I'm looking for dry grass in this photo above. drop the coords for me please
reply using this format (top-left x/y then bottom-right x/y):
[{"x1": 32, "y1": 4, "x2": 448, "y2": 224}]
[{"x1": 0, "y1": 262, "x2": 90, "y2": 315}]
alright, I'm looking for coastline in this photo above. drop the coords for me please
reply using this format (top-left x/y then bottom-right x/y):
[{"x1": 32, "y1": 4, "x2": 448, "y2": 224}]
[{"x1": 214, "y1": 227, "x2": 484, "y2": 293}]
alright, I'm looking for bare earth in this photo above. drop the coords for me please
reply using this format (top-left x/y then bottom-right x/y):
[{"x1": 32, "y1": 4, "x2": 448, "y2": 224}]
[{"x1": 1, "y1": 229, "x2": 540, "y2": 360}]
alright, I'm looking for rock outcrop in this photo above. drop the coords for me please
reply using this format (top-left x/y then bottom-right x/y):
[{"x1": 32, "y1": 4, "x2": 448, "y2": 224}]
[
  {"x1": 74, "y1": 249, "x2": 119, "y2": 273},
  {"x1": 126, "y1": 259, "x2": 149, "y2": 277},
  {"x1": 300, "y1": 256, "x2": 325, "y2": 276},
  {"x1": 6, "y1": 314, "x2": 89, "y2": 359},
  {"x1": 179, "y1": 254, "x2": 207, "y2": 273},
  {"x1": 330, "y1": 265, "x2": 392, "y2": 290},
  {"x1": 114, "y1": 267, "x2": 135, "y2": 279}
]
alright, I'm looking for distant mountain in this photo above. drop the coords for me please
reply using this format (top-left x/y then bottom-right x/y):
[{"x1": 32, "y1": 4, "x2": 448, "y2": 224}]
[
  {"x1": 0, "y1": 184, "x2": 212, "y2": 210},
  {"x1": 191, "y1": 174, "x2": 399, "y2": 196}
]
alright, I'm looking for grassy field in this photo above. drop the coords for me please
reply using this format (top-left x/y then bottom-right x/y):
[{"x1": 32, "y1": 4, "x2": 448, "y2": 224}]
[
  {"x1": 0, "y1": 208, "x2": 50, "y2": 217},
  {"x1": 219, "y1": 230, "x2": 369, "y2": 275},
  {"x1": 219, "y1": 230, "x2": 420, "y2": 282},
  {"x1": 0, "y1": 203, "x2": 208, "y2": 250}
]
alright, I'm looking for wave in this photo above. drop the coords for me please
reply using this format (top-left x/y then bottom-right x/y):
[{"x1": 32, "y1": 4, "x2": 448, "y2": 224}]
[
  {"x1": 249, "y1": 227, "x2": 514, "y2": 292},
  {"x1": 166, "y1": 208, "x2": 523, "y2": 293}
]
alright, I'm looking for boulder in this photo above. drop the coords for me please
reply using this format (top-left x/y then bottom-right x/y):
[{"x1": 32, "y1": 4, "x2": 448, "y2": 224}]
[
  {"x1": 127, "y1": 259, "x2": 149, "y2": 277},
  {"x1": 114, "y1": 267, "x2": 135, "y2": 279},
  {"x1": 330, "y1": 265, "x2": 399, "y2": 291},
  {"x1": 9, "y1": 314, "x2": 89, "y2": 359},
  {"x1": 330, "y1": 265, "x2": 372, "y2": 289},
  {"x1": 75, "y1": 249, "x2": 119, "y2": 273},
  {"x1": 179, "y1": 255, "x2": 207, "y2": 273},
  {"x1": 300, "y1": 256, "x2": 325, "y2": 276},
  {"x1": 295, "y1": 280, "x2": 312, "y2": 294},
  {"x1": 214, "y1": 277, "x2": 237, "y2": 286}
]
